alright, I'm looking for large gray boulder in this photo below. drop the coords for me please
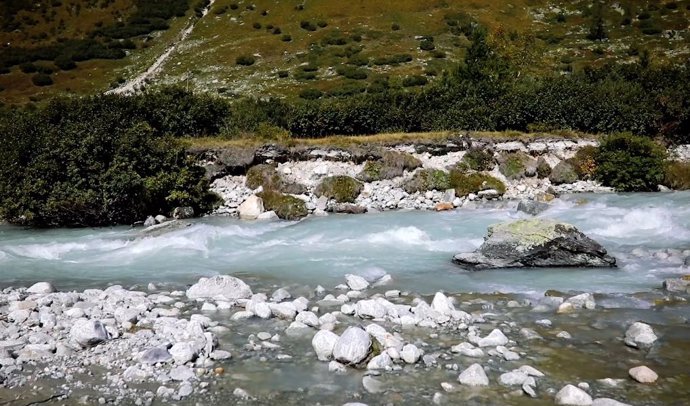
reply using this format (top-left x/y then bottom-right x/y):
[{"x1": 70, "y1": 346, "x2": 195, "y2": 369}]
[
  {"x1": 70, "y1": 319, "x2": 110, "y2": 348},
  {"x1": 186, "y1": 275, "x2": 253, "y2": 301},
  {"x1": 453, "y1": 219, "x2": 616, "y2": 270}
]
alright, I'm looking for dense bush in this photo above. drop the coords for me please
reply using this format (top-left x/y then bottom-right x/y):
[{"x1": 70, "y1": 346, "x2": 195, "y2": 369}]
[
  {"x1": 663, "y1": 161, "x2": 690, "y2": 190},
  {"x1": 462, "y1": 148, "x2": 495, "y2": 171},
  {"x1": 236, "y1": 55, "x2": 256, "y2": 66},
  {"x1": 31, "y1": 73, "x2": 53, "y2": 86},
  {"x1": 0, "y1": 110, "x2": 218, "y2": 227},
  {"x1": 314, "y1": 176, "x2": 363, "y2": 203},
  {"x1": 594, "y1": 133, "x2": 667, "y2": 191}
]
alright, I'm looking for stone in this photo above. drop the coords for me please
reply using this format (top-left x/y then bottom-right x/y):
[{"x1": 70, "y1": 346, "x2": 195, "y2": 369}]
[
  {"x1": 431, "y1": 292, "x2": 454, "y2": 315},
  {"x1": 271, "y1": 288, "x2": 292, "y2": 302},
  {"x1": 555, "y1": 384, "x2": 593, "y2": 405},
  {"x1": 477, "y1": 329, "x2": 508, "y2": 347},
  {"x1": 253, "y1": 302, "x2": 272, "y2": 319},
  {"x1": 345, "y1": 274, "x2": 370, "y2": 291},
  {"x1": 70, "y1": 319, "x2": 110, "y2": 348},
  {"x1": 186, "y1": 275, "x2": 253, "y2": 301},
  {"x1": 549, "y1": 161, "x2": 578, "y2": 185},
  {"x1": 123, "y1": 366, "x2": 150, "y2": 382},
  {"x1": 662, "y1": 277, "x2": 690, "y2": 292},
  {"x1": 210, "y1": 350, "x2": 232, "y2": 360},
  {"x1": 517, "y1": 199, "x2": 550, "y2": 216},
  {"x1": 144, "y1": 216, "x2": 156, "y2": 227},
  {"x1": 238, "y1": 195, "x2": 264, "y2": 220},
  {"x1": 26, "y1": 282, "x2": 55, "y2": 294},
  {"x1": 518, "y1": 365, "x2": 545, "y2": 377},
  {"x1": 172, "y1": 207, "x2": 194, "y2": 219},
  {"x1": 451, "y1": 342, "x2": 483, "y2": 357},
  {"x1": 328, "y1": 361, "x2": 347, "y2": 373},
  {"x1": 356, "y1": 300, "x2": 387, "y2": 319},
  {"x1": 178, "y1": 382, "x2": 193, "y2": 398},
  {"x1": 312, "y1": 330, "x2": 340, "y2": 361},
  {"x1": 401, "y1": 344, "x2": 422, "y2": 364},
  {"x1": 155, "y1": 215, "x2": 167, "y2": 223},
  {"x1": 362, "y1": 375, "x2": 384, "y2": 393},
  {"x1": 140, "y1": 347, "x2": 172, "y2": 364},
  {"x1": 457, "y1": 363, "x2": 489, "y2": 386},
  {"x1": 435, "y1": 202, "x2": 454, "y2": 211},
  {"x1": 257, "y1": 211, "x2": 278, "y2": 221},
  {"x1": 592, "y1": 399, "x2": 632, "y2": 406},
  {"x1": 170, "y1": 342, "x2": 196, "y2": 364},
  {"x1": 170, "y1": 366, "x2": 195, "y2": 381},
  {"x1": 332, "y1": 326, "x2": 371, "y2": 365},
  {"x1": 566, "y1": 293, "x2": 596, "y2": 310},
  {"x1": 499, "y1": 371, "x2": 530, "y2": 386},
  {"x1": 367, "y1": 353, "x2": 393, "y2": 370},
  {"x1": 624, "y1": 322, "x2": 658, "y2": 348},
  {"x1": 453, "y1": 219, "x2": 616, "y2": 270},
  {"x1": 269, "y1": 302, "x2": 297, "y2": 320},
  {"x1": 628, "y1": 366, "x2": 658, "y2": 383}
]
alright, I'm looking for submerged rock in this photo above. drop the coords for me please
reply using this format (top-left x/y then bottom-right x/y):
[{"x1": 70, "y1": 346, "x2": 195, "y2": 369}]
[{"x1": 453, "y1": 219, "x2": 616, "y2": 270}]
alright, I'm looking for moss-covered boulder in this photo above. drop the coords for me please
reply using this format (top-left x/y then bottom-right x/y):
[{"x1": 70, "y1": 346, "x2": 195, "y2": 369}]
[
  {"x1": 453, "y1": 219, "x2": 617, "y2": 270},
  {"x1": 498, "y1": 152, "x2": 536, "y2": 180},
  {"x1": 462, "y1": 148, "x2": 495, "y2": 171},
  {"x1": 536, "y1": 157, "x2": 552, "y2": 179},
  {"x1": 314, "y1": 176, "x2": 363, "y2": 203},
  {"x1": 449, "y1": 170, "x2": 506, "y2": 197},
  {"x1": 356, "y1": 151, "x2": 422, "y2": 182},
  {"x1": 569, "y1": 146, "x2": 598, "y2": 180},
  {"x1": 549, "y1": 161, "x2": 578, "y2": 185},
  {"x1": 403, "y1": 169, "x2": 450, "y2": 194},
  {"x1": 246, "y1": 164, "x2": 283, "y2": 190},
  {"x1": 257, "y1": 190, "x2": 308, "y2": 220},
  {"x1": 246, "y1": 164, "x2": 307, "y2": 194}
]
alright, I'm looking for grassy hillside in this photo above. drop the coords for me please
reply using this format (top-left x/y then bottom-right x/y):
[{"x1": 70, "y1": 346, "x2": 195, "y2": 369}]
[{"x1": 1, "y1": 0, "x2": 689, "y2": 104}]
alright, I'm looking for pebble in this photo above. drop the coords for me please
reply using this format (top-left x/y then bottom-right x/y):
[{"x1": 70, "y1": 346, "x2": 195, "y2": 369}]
[{"x1": 628, "y1": 365, "x2": 658, "y2": 383}]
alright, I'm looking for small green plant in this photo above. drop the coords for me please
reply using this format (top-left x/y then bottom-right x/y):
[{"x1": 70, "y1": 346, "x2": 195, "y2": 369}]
[
  {"x1": 449, "y1": 170, "x2": 506, "y2": 197},
  {"x1": 31, "y1": 73, "x2": 53, "y2": 86},
  {"x1": 594, "y1": 133, "x2": 666, "y2": 191},
  {"x1": 299, "y1": 88, "x2": 322, "y2": 100},
  {"x1": 402, "y1": 75, "x2": 427, "y2": 87},
  {"x1": 281, "y1": 34, "x2": 292, "y2": 42},
  {"x1": 462, "y1": 148, "x2": 494, "y2": 171},
  {"x1": 403, "y1": 169, "x2": 450, "y2": 193},
  {"x1": 570, "y1": 145, "x2": 598, "y2": 179}
]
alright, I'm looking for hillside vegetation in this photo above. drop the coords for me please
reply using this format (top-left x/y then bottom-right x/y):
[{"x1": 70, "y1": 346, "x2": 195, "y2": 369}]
[{"x1": 1, "y1": 0, "x2": 690, "y2": 103}]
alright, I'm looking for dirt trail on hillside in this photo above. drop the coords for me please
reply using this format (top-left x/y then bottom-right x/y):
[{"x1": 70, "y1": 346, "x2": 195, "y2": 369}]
[{"x1": 106, "y1": 0, "x2": 215, "y2": 95}]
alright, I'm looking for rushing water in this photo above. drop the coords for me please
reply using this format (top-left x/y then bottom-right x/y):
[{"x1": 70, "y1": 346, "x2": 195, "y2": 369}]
[
  {"x1": 2, "y1": 192, "x2": 690, "y2": 405},
  {"x1": 1, "y1": 192, "x2": 689, "y2": 296}
]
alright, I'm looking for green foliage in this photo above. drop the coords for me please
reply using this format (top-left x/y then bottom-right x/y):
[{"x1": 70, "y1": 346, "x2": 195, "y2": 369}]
[
  {"x1": 314, "y1": 176, "x2": 363, "y2": 203},
  {"x1": 462, "y1": 148, "x2": 494, "y2": 171},
  {"x1": 54, "y1": 55, "x2": 77, "y2": 70},
  {"x1": 403, "y1": 169, "x2": 450, "y2": 193},
  {"x1": 258, "y1": 190, "x2": 308, "y2": 220},
  {"x1": 372, "y1": 54, "x2": 412, "y2": 66},
  {"x1": 299, "y1": 88, "x2": 323, "y2": 100},
  {"x1": 569, "y1": 145, "x2": 598, "y2": 179},
  {"x1": 536, "y1": 158, "x2": 551, "y2": 179},
  {"x1": 663, "y1": 161, "x2": 690, "y2": 190},
  {"x1": 420, "y1": 39, "x2": 435, "y2": 51},
  {"x1": 335, "y1": 65, "x2": 368, "y2": 80},
  {"x1": 498, "y1": 152, "x2": 530, "y2": 179},
  {"x1": 236, "y1": 55, "x2": 256, "y2": 66},
  {"x1": 0, "y1": 110, "x2": 218, "y2": 227},
  {"x1": 449, "y1": 170, "x2": 505, "y2": 197},
  {"x1": 402, "y1": 75, "x2": 427, "y2": 87},
  {"x1": 246, "y1": 164, "x2": 282, "y2": 190},
  {"x1": 356, "y1": 151, "x2": 421, "y2": 181},
  {"x1": 31, "y1": 73, "x2": 53, "y2": 86},
  {"x1": 594, "y1": 133, "x2": 667, "y2": 191}
]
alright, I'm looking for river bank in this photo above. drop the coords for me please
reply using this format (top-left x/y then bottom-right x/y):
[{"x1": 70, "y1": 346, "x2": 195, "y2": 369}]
[{"x1": 199, "y1": 135, "x2": 690, "y2": 219}]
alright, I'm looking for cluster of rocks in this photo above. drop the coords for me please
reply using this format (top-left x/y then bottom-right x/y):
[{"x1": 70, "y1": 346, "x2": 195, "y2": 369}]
[
  {"x1": 0, "y1": 271, "x2": 668, "y2": 405},
  {"x1": 208, "y1": 138, "x2": 613, "y2": 219}
]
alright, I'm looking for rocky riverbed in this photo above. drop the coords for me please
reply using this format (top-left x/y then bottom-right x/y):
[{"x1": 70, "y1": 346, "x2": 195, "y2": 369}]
[{"x1": 2, "y1": 269, "x2": 690, "y2": 405}]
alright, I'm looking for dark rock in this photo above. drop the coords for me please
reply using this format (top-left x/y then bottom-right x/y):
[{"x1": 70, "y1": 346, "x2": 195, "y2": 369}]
[
  {"x1": 172, "y1": 207, "x2": 195, "y2": 219},
  {"x1": 218, "y1": 147, "x2": 257, "y2": 175},
  {"x1": 549, "y1": 161, "x2": 578, "y2": 185},
  {"x1": 330, "y1": 203, "x2": 368, "y2": 214},
  {"x1": 453, "y1": 219, "x2": 616, "y2": 270},
  {"x1": 517, "y1": 200, "x2": 550, "y2": 216},
  {"x1": 254, "y1": 144, "x2": 290, "y2": 164}
]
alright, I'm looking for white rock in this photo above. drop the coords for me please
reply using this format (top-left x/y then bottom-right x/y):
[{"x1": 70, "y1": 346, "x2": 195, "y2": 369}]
[
  {"x1": 296, "y1": 311, "x2": 320, "y2": 327},
  {"x1": 457, "y1": 363, "x2": 489, "y2": 386},
  {"x1": 186, "y1": 275, "x2": 252, "y2": 301},
  {"x1": 628, "y1": 365, "x2": 658, "y2": 383},
  {"x1": 333, "y1": 326, "x2": 371, "y2": 365},
  {"x1": 451, "y1": 342, "x2": 484, "y2": 357},
  {"x1": 257, "y1": 211, "x2": 278, "y2": 221},
  {"x1": 253, "y1": 302, "x2": 272, "y2": 319},
  {"x1": 328, "y1": 360, "x2": 346, "y2": 373},
  {"x1": 312, "y1": 330, "x2": 339, "y2": 361},
  {"x1": 624, "y1": 322, "x2": 658, "y2": 348},
  {"x1": 518, "y1": 365, "x2": 545, "y2": 377},
  {"x1": 367, "y1": 353, "x2": 393, "y2": 370},
  {"x1": 26, "y1": 282, "x2": 55, "y2": 294},
  {"x1": 356, "y1": 300, "x2": 387, "y2": 319},
  {"x1": 238, "y1": 195, "x2": 264, "y2": 220},
  {"x1": 170, "y1": 342, "x2": 196, "y2": 364},
  {"x1": 499, "y1": 371, "x2": 529, "y2": 386},
  {"x1": 555, "y1": 384, "x2": 593, "y2": 405},
  {"x1": 477, "y1": 329, "x2": 508, "y2": 347},
  {"x1": 269, "y1": 302, "x2": 297, "y2": 320},
  {"x1": 401, "y1": 344, "x2": 422, "y2": 364},
  {"x1": 431, "y1": 292, "x2": 454, "y2": 315},
  {"x1": 271, "y1": 288, "x2": 292, "y2": 302},
  {"x1": 345, "y1": 274, "x2": 370, "y2": 291},
  {"x1": 592, "y1": 399, "x2": 632, "y2": 406},
  {"x1": 70, "y1": 319, "x2": 110, "y2": 348},
  {"x1": 169, "y1": 366, "x2": 195, "y2": 382}
]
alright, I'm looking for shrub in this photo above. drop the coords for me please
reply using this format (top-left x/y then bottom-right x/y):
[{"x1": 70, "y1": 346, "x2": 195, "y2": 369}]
[
  {"x1": 449, "y1": 170, "x2": 506, "y2": 197},
  {"x1": 31, "y1": 73, "x2": 53, "y2": 86},
  {"x1": 246, "y1": 164, "x2": 283, "y2": 190},
  {"x1": 299, "y1": 88, "x2": 323, "y2": 100},
  {"x1": 594, "y1": 133, "x2": 666, "y2": 191},
  {"x1": 402, "y1": 75, "x2": 427, "y2": 87},
  {"x1": 314, "y1": 176, "x2": 363, "y2": 203},
  {"x1": 403, "y1": 169, "x2": 450, "y2": 193},
  {"x1": 570, "y1": 145, "x2": 598, "y2": 179},
  {"x1": 317, "y1": 20, "x2": 328, "y2": 28},
  {"x1": 335, "y1": 65, "x2": 368, "y2": 80},
  {"x1": 663, "y1": 161, "x2": 690, "y2": 190},
  {"x1": 0, "y1": 113, "x2": 218, "y2": 227},
  {"x1": 462, "y1": 148, "x2": 494, "y2": 171},
  {"x1": 372, "y1": 54, "x2": 412, "y2": 66},
  {"x1": 391, "y1": 23, "x2": 400, "y2": 31},
  {"x1": 277, "y1": 70, "x2": 289, "y2": 78},
  {"x1": 54, "y1": 55, "x2": 77, "y2": 70},
  {"x1": 20, "y1": 62, "x2": 37, "y2": 73},
  {"x1": 357, "y1": 151, "x2": 421, "y2": 181},
  {"x1": 258, "y1": 190, "x2": 307, "y2": 220},
  {"x1": 253, "y1": 22, "x2": 262, "y2": 29},
  {"x1": 420, "y1": 39, "x2": 435, "y2": 51},
  {"x1": 300, "y1": 21, "x2": 317, "y2": 31},
  {"x1": 498, "y1": 152, "x2": 532, "y2": 179},
  {"x1": 236, "y1": 55, "x2": 256, "y2": 66},
  {"x1": 281, "y1": 34, "x2": 292, "y2": 42}
]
